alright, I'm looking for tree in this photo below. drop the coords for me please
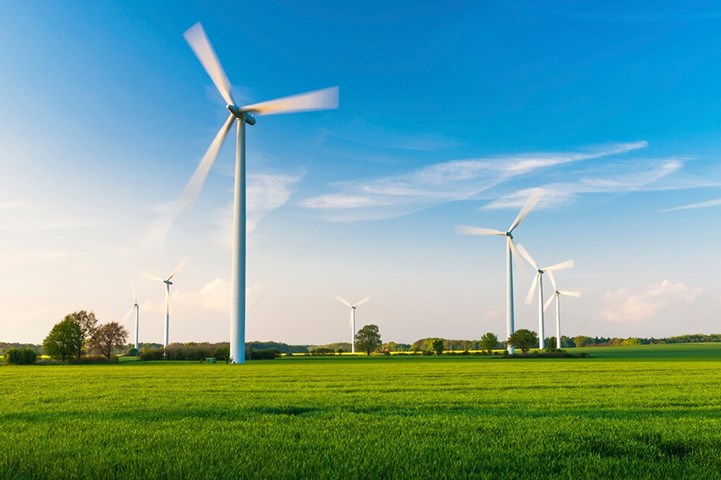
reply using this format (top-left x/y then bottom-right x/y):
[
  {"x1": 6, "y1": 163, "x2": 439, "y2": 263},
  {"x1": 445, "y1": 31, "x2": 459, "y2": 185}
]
[
  {"x1": 573, "y1": 335, "x2": 592, "y2": 348},
  {"x1": 431, "y1": 338, "x2": 444, "y2": 356},
  {"x1": 479, "y1": 332, "x2": 499, "y2": 354},
  {"x1": 63, "y1": 310, "x2": 98, "y2": 358},
  {"x1": 355, "y1": 324, "x2": 382, "y2": 355},
  {"x1": 44, "y1": 319, "x2": 84, "y2": 361},
  {"x1": 507, "y1": 329, "x2": 538, "y2": 354},
  {"x1": 89, "y1": 322, "x2": 129, "y2": 359}
]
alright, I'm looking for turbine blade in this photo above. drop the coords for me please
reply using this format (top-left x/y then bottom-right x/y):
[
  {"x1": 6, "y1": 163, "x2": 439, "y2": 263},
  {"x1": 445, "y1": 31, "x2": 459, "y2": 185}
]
[
  {"x1": 167, "y1": 258, "x2": 188, "y2": 281},
  {"x1": 544, "y1": 259, "x2": 574, "y2": 272},
  {"x1": 121, "y1": 306, "x2": 135, "y2": 323},
  {"x1": 525, "y1": 272, "x2": 539, "y2": 305},
  {"x1": 241, "y1": 86, "x2": 338, "y2": 116},
  {"x1": 455, "y1": 225, "x2": 505, "y2": 236},
  {"x1": 559, "y1": 290, "x2": 582, "y2": 298},
  {"x1": 508, "y1": 238, "x2": 527, "y2": 272},
  {"x1": 515, "y1": 243, "x2": 538, "y2": 270},
  {"x1": 336, "y1": 296, "x2": 352, "y2": 308},
  {"x1": 508, "y1": 190, "x2": 543, "y2": 233},
  {"x1": 177, "y1": 114, "x2": 234, "y2": 211},
  {"x1": 544, "y1": 295, "x2": 555, "y2": 311},
  {"x1": 547, "y1": 270, "x2": 558, "y2": 291},
  {"x1": 354, "y1": 296, "x2": 370, "y2": 307},
  {"x1": 183, "y1": 22, "x2": 235, "y2": 105},
  {"x1": 143, "y1": 272, "x2": 164, "y2": 283}
]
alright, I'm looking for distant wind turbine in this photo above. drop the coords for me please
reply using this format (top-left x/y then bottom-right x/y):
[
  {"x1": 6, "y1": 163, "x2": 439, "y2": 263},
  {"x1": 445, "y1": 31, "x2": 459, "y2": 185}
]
[
  {"x1": 121, "y1": 285, "x2": 142, "y2": 352},
  {"x1": 145, "y1": 259, "x2": 187, "y2": 351},
  {"x1": 545, "y1": 271, "x2": 581, "y2": 349},
  {"x1": 336, "y1": 296, "x2": 370, "y2": 353},
  {"x1": 516, "y1": 244, "x2": 573, "y2": 349},
  {"x1": 456, "y1": 192, "x2": 541, "y2": 353},
  {"x1": 182, "y1": 22, "x2": 339, "y2": 364}
]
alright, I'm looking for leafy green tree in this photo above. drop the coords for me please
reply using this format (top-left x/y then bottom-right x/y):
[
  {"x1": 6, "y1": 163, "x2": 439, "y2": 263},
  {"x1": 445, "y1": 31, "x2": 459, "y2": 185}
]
[
  {"x1": 44, "y1": 319, "x2": 84, "y2": 361},
  {"x1": 89, "y1": 322, "x2": 129, "y2": 359},
  {"x1": 5, "y1": 348, "x2": 37, "y2": 365},
  {"x1": 507, "y1": 329, "x2": 538, "y2": 354},
  {"x1": 355, "y1": 324, "x2": 382, "y2": 355},
  {"x1": 479, "y1": 332, "x2": 499, "y2": 354},
  {"x1": 63, "y1": 310, "x2": 98, "y2": 358},
  {"x1": 573, "y1": 335, "x2": 592, "y2": 348},
  {"x1": 431, "y1": 338, "x2": 444, "y2": 356}
]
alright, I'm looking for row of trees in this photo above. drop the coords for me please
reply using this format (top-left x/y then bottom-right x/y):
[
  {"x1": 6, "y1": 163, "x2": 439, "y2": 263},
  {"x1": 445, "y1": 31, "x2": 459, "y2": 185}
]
[{"x1": 43, "y1": 311, "x2": 128, "y2": 361}]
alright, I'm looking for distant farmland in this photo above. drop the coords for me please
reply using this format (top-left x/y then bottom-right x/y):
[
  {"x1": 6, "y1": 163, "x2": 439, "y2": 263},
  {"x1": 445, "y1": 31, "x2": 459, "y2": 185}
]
[{"x1": 2, "y1": 344, "x2": 721, "y2": 479}]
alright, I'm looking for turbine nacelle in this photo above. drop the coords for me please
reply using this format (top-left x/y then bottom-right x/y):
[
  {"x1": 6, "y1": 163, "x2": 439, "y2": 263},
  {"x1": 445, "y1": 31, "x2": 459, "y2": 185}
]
[{"x1": 227, "y1": 105, "x2": 257, "y2": 125}]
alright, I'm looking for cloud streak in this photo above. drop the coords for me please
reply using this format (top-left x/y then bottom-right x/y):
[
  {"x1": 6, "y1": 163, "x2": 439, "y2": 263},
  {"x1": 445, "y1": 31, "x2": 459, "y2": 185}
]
[
  {"x1": 300, "y1": 141, "x2": 647, "y2": 220},
  {"x1": 600, "y1": 280, "x2": 703, "y2": 322},
  {"x1": 662, "y1": 198, "x2": 721, "y2": 213}
]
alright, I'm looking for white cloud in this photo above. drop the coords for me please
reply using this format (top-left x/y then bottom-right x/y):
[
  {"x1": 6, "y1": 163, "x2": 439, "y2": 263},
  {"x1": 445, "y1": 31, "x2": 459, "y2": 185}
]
[
  {"x1": 483, "y1": 159, "x2": 683, "y2": 210},
  {"x1": 171, "y1": 278, "x2": 270, "y2": 315},
  {"x1": 600, "y1": 279, "x2": 703, "y2": 322},
  {"x1": 662, "y1": 197, "x2": 721, "y2": 213},
  {"x1": 300, "y1": 141, "x2": 647, "y2": 220}
]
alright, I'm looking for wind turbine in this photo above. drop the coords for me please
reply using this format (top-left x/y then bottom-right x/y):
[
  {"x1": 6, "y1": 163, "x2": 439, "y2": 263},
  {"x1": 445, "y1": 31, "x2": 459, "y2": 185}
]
[
  {"x1": 456, "y1": 192, "x2": 541, "y2": 353},
  {"x1": 121, "y1": 285, "x2": 141, "y2": 352},
  {"x1": 336, "y1": 296, "x2": 370, "y2": 354},
  {"x1": 182, "y1": 22, "x2": 339, "y2": 364},
  {"x1": 544, "y1": 271, "x2": 581, "y2": 349},
  {"x1": 145, "y1": 259, "x2": 187, "y2": 351},
  {"x1": 516, "y1": 244, "x2": 573, "y2": 349}
]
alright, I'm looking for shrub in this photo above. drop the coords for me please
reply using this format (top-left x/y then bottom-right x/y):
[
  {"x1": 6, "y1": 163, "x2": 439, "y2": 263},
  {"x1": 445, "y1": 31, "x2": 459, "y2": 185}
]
[
  {"x1": 69, "y1": 355, "x2": 119, "y2": 364},
  {"x1": 139, "y1": 348, "x2": 165, "y2": 361},
  {"x1": 5, "y1": 348, "x2": 37, "y2": 365},
  {"x1": 126, "y1": 348, "x2": 139, "y2": 357},
  {"x1": 250, "y1": 349, "x2": 280, "y2": 360}
]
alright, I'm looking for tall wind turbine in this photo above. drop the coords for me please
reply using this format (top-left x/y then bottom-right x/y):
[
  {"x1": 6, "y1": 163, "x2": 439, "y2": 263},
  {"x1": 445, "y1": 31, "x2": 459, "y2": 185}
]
[
  {"x1": 544, "y1": 271, "x2": 581, "y2": 349},
  {"x1": 145, "y1": 259, "x2": 187, "y2": 351},
  {"x1": 182, "y1": 22, "x2": 339, "y2": 364},
  {"x1": 336, "y1": 296, "x2": 370, "y2": 353},
  {"x1": 456, "y1": 192, "x2": 541, "y2": 353},
  {"x1": 121, "y1": 285, "x2": 141, "y2": 352},
  {"x1": 516, "y1": 244, "x2": 573, "y2": 349}
]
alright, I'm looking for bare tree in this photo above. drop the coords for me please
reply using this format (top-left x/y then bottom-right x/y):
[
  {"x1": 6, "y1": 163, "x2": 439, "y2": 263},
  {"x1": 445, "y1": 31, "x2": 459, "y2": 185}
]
[{"x1": 89, "y1": 322, "x2": 129, "y2": 359}]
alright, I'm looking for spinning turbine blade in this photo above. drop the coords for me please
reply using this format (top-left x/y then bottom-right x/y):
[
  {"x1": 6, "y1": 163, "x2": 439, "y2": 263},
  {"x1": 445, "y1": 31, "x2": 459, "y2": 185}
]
[
  {"x1": 168, "y1": 258, "x2": 188, "y2": 280},
  {"x1": 547, "y1": 270, "x2": 558, "y2": 291},
  {"x1": 121, "y1": 305, "x2": 135, "y2": 323},
  {"x1": 544, "y1": 295, "x2": 555, "y2": 311},
  {"x1": 508, "y1": 238, "x2": 526, "y2": 271},
  {"x1": 242, "y1": 87, "x2": 339, "y2": 116},
  {"x1": 559, "y1": 290, "x2": 582, "y2": 298},
  {"x1": 183, "y1": 22, "x2": 234, "y2": 105},
  {"x1": 508, "y1": 190, "x2": 543, "y2": 233},
  {"x1": 354, "y1": 296, "x2": 370, "y2": 307},
  {"x1": 516, "y1": 243, "x2": 538, "y2": 270},
  {"x1": 544, "y1": 259, "x2": 574, "y2": 272},
  {"x1": 525, "y1": 272, "x2": 540, "y2": 305},
  {"x1": 455, "y1": 225, "x2": 505, "y2": 236},
  {"x1": 143, "y1": 272, "x2": 164, "y2": 282},
  {"x1": 177, "y1": 114, "x2": 235, "y2": 210},
  {"x1": 336, "y1": 296, "x2": 352, "y2": 308}
]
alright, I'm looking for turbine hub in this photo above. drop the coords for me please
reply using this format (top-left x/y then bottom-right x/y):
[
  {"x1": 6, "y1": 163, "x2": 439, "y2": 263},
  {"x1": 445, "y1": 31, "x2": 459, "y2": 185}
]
[
  {"x1": 227, "y1": 105, "x2": 257, "y2": 125},
  {"x1": 506, "y1": 232, "x2": 513, "y2": 239}
]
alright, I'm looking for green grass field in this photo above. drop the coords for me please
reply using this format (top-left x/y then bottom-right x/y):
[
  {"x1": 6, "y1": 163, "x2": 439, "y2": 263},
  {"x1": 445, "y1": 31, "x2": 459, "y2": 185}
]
[{"x1": 2, "y1": 344, "x2": 721, "y2": 479}]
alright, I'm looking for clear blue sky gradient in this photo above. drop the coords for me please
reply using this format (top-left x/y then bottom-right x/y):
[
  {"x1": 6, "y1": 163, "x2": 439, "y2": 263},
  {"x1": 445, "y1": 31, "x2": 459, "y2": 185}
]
[{"x1": 1, "y1": 1, "x2": 720, "y2": 345}]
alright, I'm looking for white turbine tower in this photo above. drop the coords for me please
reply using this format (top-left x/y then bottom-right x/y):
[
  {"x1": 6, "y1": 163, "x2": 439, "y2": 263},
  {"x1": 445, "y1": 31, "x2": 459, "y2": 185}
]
[
  {"x1": 544, "y1": 271, "x2": 581, "y2": 349},
  {"x1": 182, "y1": 22, "x2": 339, "y2": 364},
  {"x1": 145, "y1": 259, "x2": 187, "y2": 351},
  {"x1": 456, "y1": 192, "x2": 541, "y2": 353},
  {"x1": 336, "y1": 296, "x2": 370, "y2": 354},
  {"x1": 516, "y1": 244, "x2": 573, "y2": 349}
]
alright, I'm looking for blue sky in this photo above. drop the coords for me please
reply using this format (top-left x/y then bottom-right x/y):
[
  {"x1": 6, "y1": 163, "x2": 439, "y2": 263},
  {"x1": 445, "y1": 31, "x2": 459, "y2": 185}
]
[{"x1": 2, "y1": 1, "x2": 721, "y2": 345}]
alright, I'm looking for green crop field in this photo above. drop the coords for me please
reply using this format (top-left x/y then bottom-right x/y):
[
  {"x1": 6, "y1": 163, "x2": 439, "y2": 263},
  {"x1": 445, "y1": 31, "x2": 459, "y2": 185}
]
[{"x1": 2, "y1": 344, "x2": 721, "y2": 479}]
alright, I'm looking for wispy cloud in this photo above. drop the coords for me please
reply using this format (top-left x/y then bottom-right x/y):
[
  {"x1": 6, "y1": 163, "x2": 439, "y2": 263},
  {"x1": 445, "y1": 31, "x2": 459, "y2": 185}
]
[
  {"x1": 170, "y1": 278, "x2": 270, "y2": 314},
  {"x1": 662, "y1": 198, "x2": 721, "y2": 213},
  {"x1": 300, "y1": 141, "x2": 647, "y2": 220},
  {"x1": 483, "y1": 159, "x2": 683, "y2": 210},
  {"x1": 600, "y1": 279, "x2": 703, "y2": 322}
]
